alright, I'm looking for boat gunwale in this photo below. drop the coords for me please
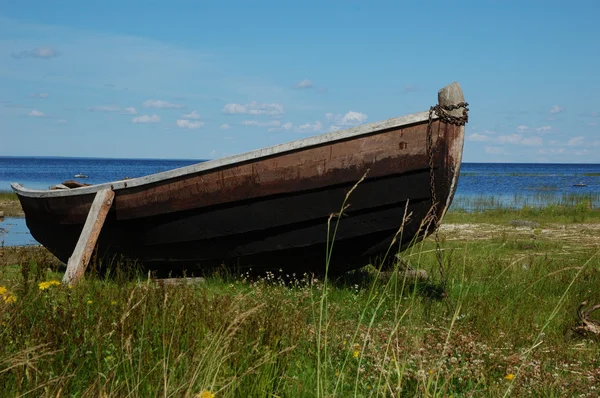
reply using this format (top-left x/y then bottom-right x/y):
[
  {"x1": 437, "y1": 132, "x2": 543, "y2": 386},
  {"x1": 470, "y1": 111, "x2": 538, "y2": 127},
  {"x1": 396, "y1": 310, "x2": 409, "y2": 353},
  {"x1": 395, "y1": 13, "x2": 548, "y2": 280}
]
[{"x1": 11, "y1": 110, "x2": 438, "y2": 198}]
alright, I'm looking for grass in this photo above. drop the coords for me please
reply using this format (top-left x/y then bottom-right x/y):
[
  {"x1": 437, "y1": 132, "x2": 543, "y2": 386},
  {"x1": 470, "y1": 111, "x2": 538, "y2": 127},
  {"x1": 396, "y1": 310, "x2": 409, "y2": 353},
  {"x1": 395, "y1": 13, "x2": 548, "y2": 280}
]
[
  {"x1": 0, "y1": 191, "x2": 23, "y2": 217},
  {"x1": 445, "y1": 200, "x2": 600, "y2": 225},
  {"x1": 1, "y1": 207, "x2": 600, "y2": 396},
  {"x1": 1, "y1": 187, "x2": 600, "y2": 395}
]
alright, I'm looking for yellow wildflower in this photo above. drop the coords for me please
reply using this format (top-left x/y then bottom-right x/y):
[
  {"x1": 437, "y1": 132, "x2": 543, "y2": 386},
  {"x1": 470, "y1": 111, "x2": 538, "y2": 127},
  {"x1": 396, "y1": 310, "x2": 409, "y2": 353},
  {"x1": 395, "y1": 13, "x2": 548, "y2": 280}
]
[
  {"x1": 87, "y1": 300, "x2": 93, "y2": 305},
  {"x1": 505, "y1": 373, "x2": 515, "y2": 381},
  {"x1": 111, "y1": 301, "x2": 117, "y2": 305},
  {"x1": 0, "y1": 286, "x2": 7, "y2": 295},
  {"x1": 39, "y1": 280, "x2": 61, "y2": 290},
  {"x1": 3, "y1": 295, "x2": 16, "y2": 304},
  {"x1": 353, "y1": 350, "x2": 360, "y2": 359},
  {"x1": 429, "y1": 369, "x2": 434, "y2": 375},
  {"x1": 195, "y1": 391, "x2": 215, "y2": 398}
]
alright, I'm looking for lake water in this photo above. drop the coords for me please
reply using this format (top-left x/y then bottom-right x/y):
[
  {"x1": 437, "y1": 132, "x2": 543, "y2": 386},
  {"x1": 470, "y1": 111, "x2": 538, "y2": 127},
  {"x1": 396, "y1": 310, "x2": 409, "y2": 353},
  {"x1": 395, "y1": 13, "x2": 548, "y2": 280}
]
[
  {"x1": 0, "y1": 217, "x2": 37, "y2": 247},
  {"x1": 1, "y1": 157, "x2": 599, "y2": 246}
]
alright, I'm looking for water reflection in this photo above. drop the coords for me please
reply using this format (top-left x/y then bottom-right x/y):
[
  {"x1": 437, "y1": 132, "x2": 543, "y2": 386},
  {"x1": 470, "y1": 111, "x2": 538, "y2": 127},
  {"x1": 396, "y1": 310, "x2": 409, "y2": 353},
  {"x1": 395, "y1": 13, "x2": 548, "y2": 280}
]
[{"x1": 0, "y1": 217, "x2": 39, "y2": 247}]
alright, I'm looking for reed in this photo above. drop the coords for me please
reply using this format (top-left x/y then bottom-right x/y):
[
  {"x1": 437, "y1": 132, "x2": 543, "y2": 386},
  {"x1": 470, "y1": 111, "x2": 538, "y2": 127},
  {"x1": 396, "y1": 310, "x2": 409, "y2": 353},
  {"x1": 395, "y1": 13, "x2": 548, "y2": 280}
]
[{"x1": 450, "y1": 192, "x2": 600, "y2": 214}]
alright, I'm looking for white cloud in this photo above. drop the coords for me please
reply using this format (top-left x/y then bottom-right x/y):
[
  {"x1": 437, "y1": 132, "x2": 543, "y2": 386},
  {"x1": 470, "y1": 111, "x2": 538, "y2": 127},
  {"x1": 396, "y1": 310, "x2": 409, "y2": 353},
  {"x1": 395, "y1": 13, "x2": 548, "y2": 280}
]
[
  {"x1": 325, "y1": 111, "x2": 368, "y2": 131},
  {"x1": 484, "y1": 146, "x2": 504, "y2": 154},
  {"x1": 11, "y1": 47, "x2": 61, "y2": 59},
  {"x1": 340, "y1": 111, "x2": 368, "y2": 125},
  {"x1": 268, "y1": 122, "x2": 294, "y2": 132},
  {"x1": 467, "y1": 133, "x2": 490, "y2": 142},
  {"x1": 55, "y1": 119, "x2": 67, "y2": 124},
  {"x1": 220, "y1": 124, "x2": 231, "y2": 129},
  {"x1": 536, "y1": 125, "x2": 552, "y2": 132},
  {"x1": 521, "y1": 136, "x2": 543, "y2": 146},
  {"x1": 143, "y1": 99, "x2": 184, "y2": 109},
  {"x1": 90, "y1": 105, "x2": 137, "y2": 114},
  {"x1": 498, "y1": 134, "x2": 523, "y2": 144},
  {"x1": 29, "y1": 93, "x2": 49, "y2": 99},
  {"x1": 182, "y1": 110, "x2": 201, "y2": 119},
  {"x1": 89, "y1": 105, "x2": 121, "y2": 112},
  {"x1": 240, "y1": 120, "x2": 281, "y2": 127},
  {"x1": 516, "y1": 125, "x2": 529, "y2": 133},
  {"x1": 132, "y1": 114, "x2": 160, "y2": 123},
  {"x1": 295, "y1": 79, "x2": 313, "y2": 89},
  {"x1": 222, "y1": 101, "x2": 284, "y2": 115},
  {"x1": 28, "y1": 109, "x2": 44, "y2": 117},
  {"x1": 549, "y1": 105, "x2": 564, "y2": 114},
  {"x1": 176, "y1": 119, "x2": 204, "y2": 129},
  {"x1": 498, "y1": 134, "x2": 542, "y2": 146},
  {"x1": 567, "y1": 136, "x2": 585, "y2": 146},
  {"x1": 297, "y1": 121, "x2": 323, "y2": 132},
  {"x1": 538, "y1": 148, "x2": 565, "y2": 155}
]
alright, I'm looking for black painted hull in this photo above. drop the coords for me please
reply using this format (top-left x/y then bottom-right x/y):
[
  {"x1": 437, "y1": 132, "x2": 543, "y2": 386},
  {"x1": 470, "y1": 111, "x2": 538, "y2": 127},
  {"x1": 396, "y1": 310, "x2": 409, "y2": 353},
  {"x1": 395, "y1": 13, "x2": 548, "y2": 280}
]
[{"x1": 25, "y1": 170, "x2": 439, "y2": 274}]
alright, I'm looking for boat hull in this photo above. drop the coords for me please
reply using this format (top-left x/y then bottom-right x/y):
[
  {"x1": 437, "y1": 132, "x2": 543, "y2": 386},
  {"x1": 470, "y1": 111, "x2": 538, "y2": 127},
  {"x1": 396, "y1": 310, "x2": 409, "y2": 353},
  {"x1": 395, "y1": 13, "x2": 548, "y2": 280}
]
[{"x1": 13, "y1": 83, "x2": 467, "y2": 275}]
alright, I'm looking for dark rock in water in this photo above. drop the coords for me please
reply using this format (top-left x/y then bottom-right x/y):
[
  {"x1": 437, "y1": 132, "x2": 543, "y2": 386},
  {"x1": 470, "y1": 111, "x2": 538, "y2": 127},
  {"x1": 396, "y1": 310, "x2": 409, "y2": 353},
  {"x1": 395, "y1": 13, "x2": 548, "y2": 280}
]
[
  {"x1": 509, "y1": 219, "x2": 540, "y2": 228},
  {"x1": 0, "y1": 227, "x2": 6, "y2": 235}
]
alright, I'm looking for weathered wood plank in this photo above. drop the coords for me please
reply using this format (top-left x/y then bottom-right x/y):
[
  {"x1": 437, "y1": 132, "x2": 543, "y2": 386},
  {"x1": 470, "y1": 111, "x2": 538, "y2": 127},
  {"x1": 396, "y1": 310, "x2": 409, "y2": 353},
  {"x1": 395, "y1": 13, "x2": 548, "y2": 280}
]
[
  {"x1": 11, "y1": 109, "x2": 435, "y2": 199},
  {"x1": 154, "y1": 277, "x2": 206, "y2": 286},
  {"x1": 62, "y1": 189, "x2": 114, "y2": 285}
]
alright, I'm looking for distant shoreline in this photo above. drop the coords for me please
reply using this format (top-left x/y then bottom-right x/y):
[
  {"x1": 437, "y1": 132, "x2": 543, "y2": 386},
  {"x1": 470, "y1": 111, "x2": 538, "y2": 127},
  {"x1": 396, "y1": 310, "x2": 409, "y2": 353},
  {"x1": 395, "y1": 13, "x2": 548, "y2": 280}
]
[{"x1": 1, "y1": 155, "x2": 599, "y2": 165}]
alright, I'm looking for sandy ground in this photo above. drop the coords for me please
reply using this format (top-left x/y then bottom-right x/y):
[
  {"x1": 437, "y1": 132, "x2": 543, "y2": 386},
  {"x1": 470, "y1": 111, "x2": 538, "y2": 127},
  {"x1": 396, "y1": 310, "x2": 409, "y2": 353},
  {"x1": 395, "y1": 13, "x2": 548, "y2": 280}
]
[
  {"x1": 439, "y1": 222, "x2": 600, "y2": 248},
  {"x1": 0, "y1": 199, "x2": 24, "y2": 217}
]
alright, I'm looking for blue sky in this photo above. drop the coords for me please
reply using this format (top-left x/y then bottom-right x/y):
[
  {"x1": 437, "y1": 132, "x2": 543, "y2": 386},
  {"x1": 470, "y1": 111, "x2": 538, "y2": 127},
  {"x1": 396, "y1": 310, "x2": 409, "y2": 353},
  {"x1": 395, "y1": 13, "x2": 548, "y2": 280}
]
[{"x1": 1, "y1": 0, "x2": 599, "y2": 162}]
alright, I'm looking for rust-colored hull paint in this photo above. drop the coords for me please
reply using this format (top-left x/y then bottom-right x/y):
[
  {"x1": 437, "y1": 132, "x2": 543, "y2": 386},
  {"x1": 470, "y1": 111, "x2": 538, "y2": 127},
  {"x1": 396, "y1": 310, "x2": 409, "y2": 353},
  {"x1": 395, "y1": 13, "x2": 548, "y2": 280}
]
[{"x1": 16, "y1": 119, "x2": 464, "y2": 274}]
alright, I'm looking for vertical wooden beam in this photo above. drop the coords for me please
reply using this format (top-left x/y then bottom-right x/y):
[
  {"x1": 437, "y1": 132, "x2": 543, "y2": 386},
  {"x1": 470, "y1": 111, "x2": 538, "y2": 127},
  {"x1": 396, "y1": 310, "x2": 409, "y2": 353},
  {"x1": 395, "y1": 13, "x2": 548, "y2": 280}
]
[{"x1": 62, "y1": 189, "x2": 114, "y2": 285}]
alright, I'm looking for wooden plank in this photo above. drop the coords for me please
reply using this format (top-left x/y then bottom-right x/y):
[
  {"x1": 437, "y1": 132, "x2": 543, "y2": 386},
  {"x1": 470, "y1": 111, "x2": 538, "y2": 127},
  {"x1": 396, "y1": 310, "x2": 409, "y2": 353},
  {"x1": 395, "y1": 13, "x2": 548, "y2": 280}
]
[
  {"x1": 154, "y1": 277, "x2": 206, "y2": 286},
  {"x1": 62, "y1": 189, "x2": 114, "y2": 285},
  {"x1": 11, "y1": 107, "x2": 437, "y2": 199}
]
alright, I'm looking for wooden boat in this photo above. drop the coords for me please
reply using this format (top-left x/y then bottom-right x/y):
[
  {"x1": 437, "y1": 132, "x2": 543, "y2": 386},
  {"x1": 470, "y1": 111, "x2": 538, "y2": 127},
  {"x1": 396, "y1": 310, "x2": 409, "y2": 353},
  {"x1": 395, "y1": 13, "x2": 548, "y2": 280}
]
[{"x1": 12, "y1": 82, "x2": 468, "y2": 275}]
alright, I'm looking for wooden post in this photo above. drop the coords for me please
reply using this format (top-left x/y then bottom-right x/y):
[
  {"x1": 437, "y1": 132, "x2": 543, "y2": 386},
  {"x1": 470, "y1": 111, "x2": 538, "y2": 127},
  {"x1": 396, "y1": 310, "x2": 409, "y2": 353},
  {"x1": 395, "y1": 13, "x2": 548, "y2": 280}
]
[{"x1": 62, "y1": 189, "x2": 115, "y2": 285}]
